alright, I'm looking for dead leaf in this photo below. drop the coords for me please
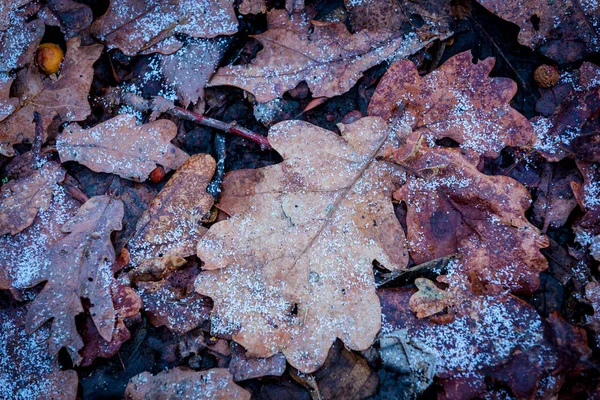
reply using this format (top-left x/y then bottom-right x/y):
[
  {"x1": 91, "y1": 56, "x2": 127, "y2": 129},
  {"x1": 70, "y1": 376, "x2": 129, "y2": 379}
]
[
  {"x1": 0, "y1": 0, "x2": 32, "y2": 30},
  {"x1": 195, "y1": 117, "x2": 408, "y2": 373},
  {"x1": 368, "y1": 51, "x2": 534, "y2": 158},
  {"x1": 585, "y1": 281, "x2": 600, "y2": 332},
  {"x1": 239, "y1": 0, "x2": 267, "y2": 15},
  {"x1": 0, "y1": 161, "x2": 65, "y2": 235},
  {"x1": 0, "y1": 5, "x2": 44, "y2": 73},
  {"x1": 91, "y1": 0, "x2": 238, "y2": 56},
  {"x1": 0, "y1": 303, "x2": 78, "y2": 400},
  {"x1": 408, "y1": 277, "x2": 454, "y2": 318},
  {"x1": 160, "y1": 37, "x2": 230, "y2": 108},
  {"x1": 58, "y1": 114, "x2": 190, "y2": 182},
  {"x1": 38, "y1": 0, "x2": 93, "y2": 38},
  {"x1": 572, "y1": 161, "x2": 600, "y2": 261},
  {"x1": 0, "y1": 74, "x2": 18, "y2": 122},
  {"x1": 229, "y1": 342, "x2": 287, "y2": 382},
  {"x1": 26, "y1": 195, "x2": 124, "y2": 364},
  {"x1": 124, "y1": 367, "x2": 251, "y2": 400},
  {"x1": 127, "y1": 153, "x2": 215, "y2": 263},
  {"x1": 209, "y1": 11, "x2": 446, "y2": 103},
  {"x1": 475, "y1": 0, "x2": 600, "y2": 63},
  {"x1": 0, "y1": 37, "x2": 102, "y2": 157}
]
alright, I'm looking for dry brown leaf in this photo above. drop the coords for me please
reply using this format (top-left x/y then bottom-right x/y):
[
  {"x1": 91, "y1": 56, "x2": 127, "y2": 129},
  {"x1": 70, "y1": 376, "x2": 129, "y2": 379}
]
[
  {"x1": 128, "y1": 153, "x2": 215, "y2": 263},
  {"x1": 476, "y1": 0, "x2": 599, "y2": 63},
  {"x1": 409, "y1": 277, "x2": 455, "y2": 318},
  {"x1": 160, "y1": 38, "x2": 230, "y2": 109},
  {"x1": 0, "y1": 37, "x2": 102, "y2": 157},
  {"x1": 572, "y1": 161, "x2": 600, "y2": 261},
  {"x1": 389, "y1": 140, "x2": 548, "y2": 310},
  {"x1": 0, "y1": 0, "x2": 32, "y2": 30},
  {"x1": 91, "y1": 0, "x2": 237, "y2": 56},
  {"x1": 209, "y1": 11, "x2": 445, "y2": 103},
  {"x1": 124, "y1": 367, "x2": 251, "y2": 400},
  {"x1": 0, "y1": 75, "x2": 18, "y2": 122},
  {"x1": 368, "y1": 51, "x2": 534, "y2": 158},
  {"x1": 0, "y1": 303, "x2": 78, "y2": 400},
  {"x1": 38, "y1": 0, "x2": 93, "y2": 38},
  {"x1": 0, "y1": 4, "x2": 44, "y2": 73},
  {"x1": 26, "y1": 195, "x2": 124, "y2": 364},
  {"x1": 195, "y1": 117, "x2": 408, "y2": 372},
  {"x1": 239, "y1": 0, "x2": 267, "y2": 15},
  {"x1": 0, "y1": 161, "x2": 65, "y2": 236},
  {"x1": 58, "y1": 114, "x2": 189, "y2": 182},
  {"x1": 585, "y1": 281, "x2": 600, "y2": 332},
  {"x1": 229, "y1": 342, "x2": 287, "y2": 382}
]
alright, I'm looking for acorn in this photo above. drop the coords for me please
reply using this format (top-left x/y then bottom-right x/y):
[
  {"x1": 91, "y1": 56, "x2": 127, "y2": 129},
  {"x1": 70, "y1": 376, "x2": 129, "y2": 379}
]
[
  {"x1": 149, "y1": 165, "x2": 165, "y2": 183},
  {"x1": 534, "y1": 64, "x2": 559, "y2": 88},
  {"x1": 36, "y1": 43, "x2": 64, "y2": 75}
]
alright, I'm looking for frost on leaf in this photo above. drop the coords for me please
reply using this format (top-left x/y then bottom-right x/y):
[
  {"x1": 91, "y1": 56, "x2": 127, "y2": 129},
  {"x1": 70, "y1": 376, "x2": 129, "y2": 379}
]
[
  {"x1": 90, "y1": 0, "x2": 237, "y2": 56},
  {"x1": 208, "y1": 11, "x2": 444, "y2": 103},
  {"x1": 128, "y1": 153, "x2": 215, "y2": 264},
  {"x1": 475, "y1": 0, "x2": 600, "y2": 63},
  {"x1": 0, "y1": 161, "x2": 65, "y2": 236},
  {"x1": 124, "y1": 367, "x2": 251, "y2": 400},
  {"x1": 0, "y1": 3, "x2": 44, "y2": 73},
  {"x1": 195, "y1": 117, "x2": 408, "y2": 372},
  {"x1": 572, "y1": 161, "x2": 600, "y2": 261},
  {"x1": 0, "y1": 37, "x2": 102, "y2": 157},
  {"x1": 0, "y1": 75, "x2": 18, "y2": 122},
  {"x1": 368, "y1": 51, "x2": 534, "y2": 158},
  {"x1": 0, "y1": 303, "x2": 78, "y2": 400},
  {"x1": 238, "y1": 0, "x2": 267, "y2": 15},
  {"x1": 25, "y1": 195, "x2": 124, "y2": 364},
  {"x1": 58, "y1": 114, "x2": 189, "y2": 182},
  {"x1": 389, "y1": 139, "x2": 548, "y2": 310}
]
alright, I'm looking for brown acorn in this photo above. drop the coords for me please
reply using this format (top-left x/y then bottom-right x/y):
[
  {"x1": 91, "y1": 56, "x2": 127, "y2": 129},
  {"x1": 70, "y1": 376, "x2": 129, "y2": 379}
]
[
  {"x1": 36, "y1": 43, "x2": 65, "y2": 75},
  {"x1": 149, "y1": 165, "x2": 166, "y2": 183},
  {"x1": 534, "y1": 64, "x2": 559, "y2": 88}
]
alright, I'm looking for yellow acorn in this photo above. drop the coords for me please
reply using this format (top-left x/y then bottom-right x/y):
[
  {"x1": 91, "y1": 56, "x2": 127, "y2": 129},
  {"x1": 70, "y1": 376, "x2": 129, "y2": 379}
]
[{"x1": 36, "y1": 43, "x2": 64, "y2": 75}]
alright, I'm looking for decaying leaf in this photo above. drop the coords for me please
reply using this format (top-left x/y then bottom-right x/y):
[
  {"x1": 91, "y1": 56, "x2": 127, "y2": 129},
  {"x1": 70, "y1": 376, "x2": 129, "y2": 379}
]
[
  {"x1": 229, "y1": 342, "x2": 287, "y2": 382},
  {"x1": 368, "y1": 51, "x2": 534, "y2": 158},
  {"x1": 0, "y1": 37, "x2": 102, "y2": 157},
  {"x1": 161, "y1": 37, "x2": 230, "y2": 108},
  {"x1": 585, "y1": 281, "x2": 600, "y2": 332},
  {"x1": 239, "y1": 0, "x2": 267, "y2": 15},
  {"x1": 26, "y1": 195, "x2": 124, "y2": 364},
  {"x1": 91, "y1": 0, "x2": 237, "y2": 56},
  {"x1": 0, "y1": 303, "x2": 78, "y2": 400},
  {"x1": 0, "y1": 161, "x2": 65, "y2": 236},
  {"x1": 476, "y1": 0, "x2": 600, "y2": 63},
  {"x1": 58, "y1": 114, "x2": 189, "y2": 182},
  {"x1": 0, "y1": 74, "x2": 18, "y2": 122},
  {"x1": 124, "y1": 367, "x2": 251, "y2": 400},
  {"x1": 572, "y1": 161, "x2": 600, "y2": 261},
  {"x1": 0, "y1": 5, "x2": 44, "y2": 73},
  {"x1": 128, "y1": 153, "x2": 215, "y2": 263},
  {"x1": 195, "y1": 117, "x2": 408, "y2": 372},
  {"x1": 408, "y1": 277, "x2": 455, "y2": 318},
  {"x1": 37, "y1": 0, "x2": 93, "y2": 38},
  {"x1": 209, "y1": 10, "x2": 445, "y2": 103}
]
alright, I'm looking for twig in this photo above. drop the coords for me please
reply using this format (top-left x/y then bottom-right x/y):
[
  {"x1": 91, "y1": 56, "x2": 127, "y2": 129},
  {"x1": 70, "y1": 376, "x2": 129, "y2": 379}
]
[
  {"x1": 207, "y1": 133, "x2": 226, "y2": 200},
  {"x1": 119, "y1": 92, "x2": 272, "y2": 151}
]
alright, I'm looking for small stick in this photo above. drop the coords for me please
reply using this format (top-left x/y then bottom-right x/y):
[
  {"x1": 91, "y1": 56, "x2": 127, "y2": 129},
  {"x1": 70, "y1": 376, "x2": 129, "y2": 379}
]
[{"x1": 120, "y1": 92, "x2": 272, "y2": 151}]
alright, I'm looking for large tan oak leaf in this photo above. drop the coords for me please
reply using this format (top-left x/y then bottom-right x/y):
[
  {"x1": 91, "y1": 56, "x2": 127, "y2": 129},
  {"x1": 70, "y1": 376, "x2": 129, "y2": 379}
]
[
  {"x1": 368, "y1": 51, "x2": 533, "y2": 158},
  {"x1": 0, "y1": 37, "x2": 102, "y2": 157},
  {"x1": 195, "y1": 117, "x2": 408, "y2": 373},
  {"x1": 26, "y1": 195, "x2": 124, "y2": 364},
  {"x1": 58, "y1": 114, "x2": 189, "y2": 182},
  {"x1": 208, "y1": 11, "x2": 444, "y2": 103},
  {"x1": 91, "y1": 0, "x2": 237, "y2": 56}
]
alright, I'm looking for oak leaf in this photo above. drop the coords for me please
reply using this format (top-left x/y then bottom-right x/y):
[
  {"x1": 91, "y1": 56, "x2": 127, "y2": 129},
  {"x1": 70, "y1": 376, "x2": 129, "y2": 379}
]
[
  {"x1": 38, "y1": 0, "x2": 93, "y2": 39},
  {"x1": 124, "y1": 367, "x2": 251, "y2": 400},
  {"x1": 0, "y1": 5, "x2": 44, "y2": 73},
  {"x1": 368, "y1": 51, "x2": 534, "y2": 158},
  {"x1": 208, "y1": 11, "x2": 444, "y2": 103},
  {"x1": 476, "y1": 0, "x2": 599, "y2": 63},
  {"x1": 0, "y1": 74, "x2": 18, "y2": 122},
  {"x1": 26, "y1": 195, "x2": 124, "y2": 364},
  {"x1": 0, "y1": 161, "x2": 65, "y2": 236},
  {"x1": 0, "y1": 37, "x2": 102, "y2": 157},
  {"x1": 128, "y1": 153, "x2": 215, "y2": 263},
  {"x1": 90, "y1": 0, "x2": 237, "y2": 56},
  {"x1": 58, "y1": 114, "x2": 189, "y2": 182},
  {"x1": 195, "y1": 117, "x2": 408, "y2": 372}
]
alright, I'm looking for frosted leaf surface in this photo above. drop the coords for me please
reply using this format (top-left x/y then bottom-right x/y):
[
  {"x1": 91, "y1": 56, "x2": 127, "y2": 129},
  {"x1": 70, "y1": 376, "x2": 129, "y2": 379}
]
[
  {"x1": 0, "y1": 74, "x2": 18, "y2": 122},
  {"x1": 25, "y1": 195, "x2": 124, "y2": 364},
  {"x1": 91, "y1": 0, "x2": 238, "y2": 56},
  {"x1": 0, "y1": 37, "x2": 102, "y2": 157},
  {"x1": 368, "y1": 51, "x2": 534, "y2": 158},
  {"x1": 0, "y1": 4, "x2": 44, "y2": 73},
  {"x1": 209, "y1": 11, "x2": 445, "y2": 103},
  {"x1": 58, "y1": 114, "x2": 189, "y2": 182},
  {"x1": 124, "y1": 367, "x2": 251, "y2": 400},
  {"x1": 195, "y1": 117, "x2": 408, "y2": 373}
]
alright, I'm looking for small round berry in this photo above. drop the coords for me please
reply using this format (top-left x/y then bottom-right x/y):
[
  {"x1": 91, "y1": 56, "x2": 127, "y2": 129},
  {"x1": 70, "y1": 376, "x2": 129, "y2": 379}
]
[
  {"x1": 36, "y1": 43, "x2": 64, "y2": 75},
  {"x1": 149, "y1": 166, "x2": 165, "y2": 183},
  {"x1": 534, "y1": 64, "x2": 559, "y2": 88}
]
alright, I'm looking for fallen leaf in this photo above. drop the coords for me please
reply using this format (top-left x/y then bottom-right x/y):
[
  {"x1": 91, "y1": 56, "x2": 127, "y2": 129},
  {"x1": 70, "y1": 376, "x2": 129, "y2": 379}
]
[
  {"x1": 160, "y1": 37, "x2": 230, "y2": 108},
  {"x1": 0, "y1": 37, "x2": 102, "y2": 157},
  {"x1": 572, "y1": 161, "x2": 600, "y2": 261},
  {"x1": 229, "y1": 341, "x2": 287, "y2": 382},
  {"x1": 475, "y1": 0, "x2": 600, "y2": 63},
  {"x1": 0, "y1": 74, "x2": 18, "y2": 122},
  {"x1": 0, "y1": 161, "x2": 65, "y2": 236},
  {"x1": 209, "y1": 11, "x2": 445, "y2": 103},
  {"x1": 58, "y1": 114, "x2": 189, "y2": 182},
  {"x1": 0, "y1": 5, "x2": 44, "y2": 73},
  {"x1": 124, "y1": 367, "x2": 251, "y2": 399},
  {"x1": 26, "y1": 195, "x2": 124, "y2": 364},
  {"x1": 239, "y1": 0, "x2": 267, "y2": 15},
  {"x1": 0, "y1": 302, "x2": 78, "y2": 400},
  {"x1": 38, "y1": 0, "x2": 93, "y2": 38},
  {"x1": 91, "y1": 0, "x2": 238, "y2": 56},
  {"x1": 408, "y1": 277, "x2": 455, "y2": 318},
  {"x1": 368, "y1": 51, "x2": 534, "y2": 158},
  {"x1": 0, "y1": 0, "x2": 32, "y2": 30},
  {"x1": 195, "y1": 117, "x2": 408, "y2": 372},
  {"x1": 585, "y1": 281, "x2": 600, "y2": 332}
]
